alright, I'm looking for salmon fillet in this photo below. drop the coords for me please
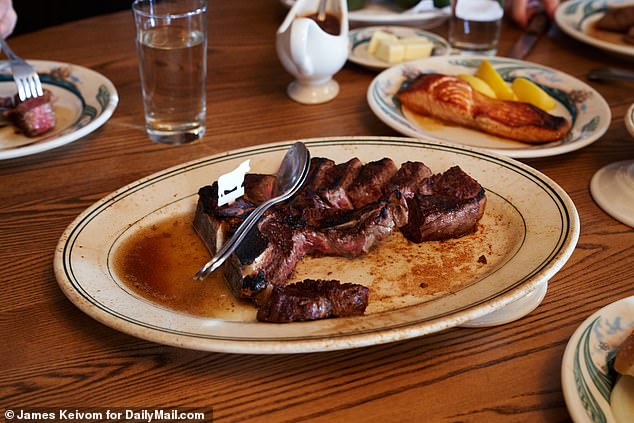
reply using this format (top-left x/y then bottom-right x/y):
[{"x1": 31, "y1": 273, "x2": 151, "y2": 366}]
[{"x1": 396, "y1": 73, "x2": 571, "y2": 144}]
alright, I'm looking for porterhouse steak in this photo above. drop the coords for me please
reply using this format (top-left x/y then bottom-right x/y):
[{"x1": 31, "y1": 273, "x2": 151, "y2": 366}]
[{"x1": 193, "y1": 157, "x2": 487, "y2": 322}]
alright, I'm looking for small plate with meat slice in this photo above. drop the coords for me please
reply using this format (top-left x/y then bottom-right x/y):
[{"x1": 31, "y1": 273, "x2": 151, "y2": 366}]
[
  {"x1": 54, "y1": 137, "x2": 579, "y2": 354},
  {"x1": 555, "y1": 0, "x2": 634, "y2": 58},
  {"x1": 0, "y1": 60, "x2": 118, "y2": 160},
  {"x1": 367, "y1": 55, "x2": 611, "y2": 159}
]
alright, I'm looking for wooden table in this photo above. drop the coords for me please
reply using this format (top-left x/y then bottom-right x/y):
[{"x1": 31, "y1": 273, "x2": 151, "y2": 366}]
[{"x1": 2, "y1": 2, "x2": 633, "y2": 421}]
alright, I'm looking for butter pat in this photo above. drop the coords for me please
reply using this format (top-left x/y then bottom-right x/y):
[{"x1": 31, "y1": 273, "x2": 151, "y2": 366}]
[
  {"x1": 401, "y1": 37, "x2": 434, "y2": 60},
  {"x1": 369, "y1": 32, "x2": 434, "y2": 63},
  {"x1": 368, "y1": 30, "x2": 398, "y2": 54},
  {"x1": 374, "y1": 38, "x2": 405, "y2": 63}
]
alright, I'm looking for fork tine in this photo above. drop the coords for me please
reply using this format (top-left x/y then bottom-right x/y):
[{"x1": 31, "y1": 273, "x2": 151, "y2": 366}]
[
  {"x1": 33, "y1": 75, "x2": 43, "y2": 97},
  {"x1": 22, "y1": 78, "x2": 33, "y2": 99},
  {"x1": 27, "y1": 76, "x2": 38, "y2": 99},
  {"x1": 15, "y1": 78, "x2": 26, "y2": 101},
  {"x1": 22, "y1": 78, "x2": 30, "y2": 99}
]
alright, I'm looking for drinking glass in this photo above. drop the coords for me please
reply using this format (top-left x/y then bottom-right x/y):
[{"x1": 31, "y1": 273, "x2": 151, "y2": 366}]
[
  {"x1": 132, "y1": 0, "x2": 208, "y2": 144},
  {"x1": 449, "y1": 0, "x2": 504, "y2": 55}
]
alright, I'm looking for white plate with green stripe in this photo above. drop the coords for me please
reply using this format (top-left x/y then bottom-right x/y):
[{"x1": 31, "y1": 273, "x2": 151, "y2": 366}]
[
  {"x1": 367, "y1": 55, "x2": 611, "y2": 158},
  {"x1": 54, "y1": 137, "x2": 579, "y2": 354},
  {"x1": 562, "y1": 296, "x2": 634, "y2": 423},
  {"x1": 555, "y1": 0, "x2": 634, "y2": 58},
  {"x1": 0, "y1": 60, "x2": 118, "y2": 160}
]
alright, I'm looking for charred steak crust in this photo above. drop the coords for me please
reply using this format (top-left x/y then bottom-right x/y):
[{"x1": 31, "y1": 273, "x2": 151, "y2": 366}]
[
  {"x1": 347, "y1": 158, "x2": 398, "y2": 209},
  {"x1": 384, "y1": 161, "x2": 433, "y2": 198},
  {"x1": 401, "y1": 190, "x2": 486, "y2": 243},
  {"x1": 193, "y1": 157, "x2": 487, "y2": 321},
  {"x1": 400, "y1": 166, "x2": 487, "y2": 243},
  {"x1": 319, "y1": 158, "x2": 362, "y2": 209},
  {"x1": 256, "y1": 279, "x2": 370, "y2": 323}
]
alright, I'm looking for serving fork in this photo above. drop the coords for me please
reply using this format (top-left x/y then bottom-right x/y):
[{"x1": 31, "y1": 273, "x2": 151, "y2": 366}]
[{"x1": 0, "y1": 38, "x2": 43, "y2": 101}]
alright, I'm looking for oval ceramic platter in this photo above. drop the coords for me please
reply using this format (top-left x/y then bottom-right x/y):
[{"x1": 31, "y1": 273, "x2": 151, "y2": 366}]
[
  {"x1": 0, "y1": 60, "x2": 118, "y2": 160},
  {"x1": 562, "y1": 296, "x2": 634, "y2": 423},
  {"x1": 349, "y1": 26, "x2": 450, "y2": 70},
  {"x1": 555, "y1": 0, "x2": 634, "y2": 58},
  {"x1": 281, "y1": 0, "x2": 450, "y2": 26},
  {"x1": 54, "y1": 137, "x2": 580, "y2": 354},
  {"x1": 367, "y1": 55, "x2": 611, "y2": 159}
]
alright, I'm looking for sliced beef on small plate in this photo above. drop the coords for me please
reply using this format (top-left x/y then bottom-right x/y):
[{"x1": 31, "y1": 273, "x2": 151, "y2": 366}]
[{"x1": 7, "y1": 89, "x2": 57, "y2": 137}]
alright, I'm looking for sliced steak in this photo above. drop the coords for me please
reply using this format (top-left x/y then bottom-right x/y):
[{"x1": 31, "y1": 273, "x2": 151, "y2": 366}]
[
  {"x1": 347, "y1": 158, "x2": 398, "y2": 208},
  {"x1": 400, "y1": 193, "x2": 485, "y2": 242},
  {"x1": 400, "y1": 166, "x2": 486, "y2": 243},
  {"x1": 305, "y1": 191, "x2": 409, "y2": 257},
  {"x1": 193, "y1": 158, "x2": 487, "y2": 322},
  {"x1": 384, "y1": 161, "x2": 433, "y2": 198},
  {"x1": 244, "y1": 173, "x2": 277, "y2": 204},
  {"x1": 304, "y1": 157, "x2": 335, "y2": 191},
  {"x1": 224, "y1": 221, "x2": 307, "y2": 301},
  {"x1": 256, "y1": 279, "x2": 369, "y2": 322},
  {"x1": 197, "y1": 173, "x2": 276, "y2": 219},
  {"x1": 318, "y1": 158, "x2": 362, "y2": 209},
  {"x1": 212, "y1": 191, "x2": 408, "y2": 300},
  {"x1": 426, "y1": 165, "x2": 483, "y2": 200}
]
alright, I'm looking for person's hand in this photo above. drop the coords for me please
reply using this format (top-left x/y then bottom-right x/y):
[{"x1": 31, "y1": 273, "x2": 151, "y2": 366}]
[
  {"x1": 507, "y1": 0, "x2": 560, "y2": 28},
  {"x1": 0, "y1": 0, "x2": 16, "y2": 38}
]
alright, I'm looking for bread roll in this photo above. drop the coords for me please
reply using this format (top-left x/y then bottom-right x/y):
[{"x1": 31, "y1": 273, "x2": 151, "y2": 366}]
[{"x1": 615, "y1": 329, "x2": 634, "y2": 376}]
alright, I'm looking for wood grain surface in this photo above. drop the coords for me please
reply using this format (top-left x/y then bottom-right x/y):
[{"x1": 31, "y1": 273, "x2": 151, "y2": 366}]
[{"x1": 1, "y1": 1, "x2": 633, "y2": 422}]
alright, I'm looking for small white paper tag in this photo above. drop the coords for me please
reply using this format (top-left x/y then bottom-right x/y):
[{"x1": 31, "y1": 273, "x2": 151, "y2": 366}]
[{"x1": 217, "y1": 159, "x2": 251, "y2": 206}]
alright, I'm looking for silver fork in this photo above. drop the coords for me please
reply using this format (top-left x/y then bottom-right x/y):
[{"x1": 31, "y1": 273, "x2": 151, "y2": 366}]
[{"x1": 0, "y1": 38, "x2": 43, "y2": 101}]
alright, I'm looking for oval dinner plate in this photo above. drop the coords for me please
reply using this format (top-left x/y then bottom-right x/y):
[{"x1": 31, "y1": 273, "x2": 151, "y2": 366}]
[
  {"x1": 281, "y1": 0, "x2": 450, "y2": 26},
  {"x1": 562, "y1": 296, "x2": 634, "y2": 423},
  {"x1": 54, "y1": 137, "x2": 580, "y2": 354},
  {"x1": 555, "y1": 0, "x2": 634, "y2": 58},
  {"x1": 367, "y1": 55, "x2": 611, "y2": 159},
  {"x1": 0, "y1": 60, "x2": 119, "y2": 160},
  {"x1": 348, "y1": 26, "x2": 450, "y2": 70}
]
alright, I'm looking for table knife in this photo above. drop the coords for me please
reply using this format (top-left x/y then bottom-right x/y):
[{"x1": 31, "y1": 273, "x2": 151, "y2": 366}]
[{"x1": 507, "y1": 12, "x2": 549, "y2": 59}]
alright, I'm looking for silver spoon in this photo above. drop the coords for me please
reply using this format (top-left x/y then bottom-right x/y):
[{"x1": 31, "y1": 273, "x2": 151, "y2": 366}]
[
  {"x1": 587, "y1": 67, "x2": 634, "y2": 83},
  {"x1": 193, "y1": 142, "x2": 311, "y2": 280}
]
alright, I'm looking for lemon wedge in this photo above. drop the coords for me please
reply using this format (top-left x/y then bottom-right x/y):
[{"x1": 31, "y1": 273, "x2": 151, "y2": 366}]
[
  {"x1": 511, "y1": 77, "x2": 557, "y2": 111},
  {"x1": 458, "y1": 74, "x2": 497, "y2": 99},
  {"x1": 475, "y1": 60, "x2": 517, "y2": 101}
]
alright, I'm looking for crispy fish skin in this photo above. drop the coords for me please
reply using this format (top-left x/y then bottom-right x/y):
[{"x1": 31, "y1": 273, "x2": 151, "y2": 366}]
[{"x1": 396, "y1": 73, "x2": 571, "y2": 144}]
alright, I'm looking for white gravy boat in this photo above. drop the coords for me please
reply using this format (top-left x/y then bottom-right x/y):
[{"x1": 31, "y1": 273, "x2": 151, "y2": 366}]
[{"x1": 276, "y1": 0, "x2": 349, "y2": 104}]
